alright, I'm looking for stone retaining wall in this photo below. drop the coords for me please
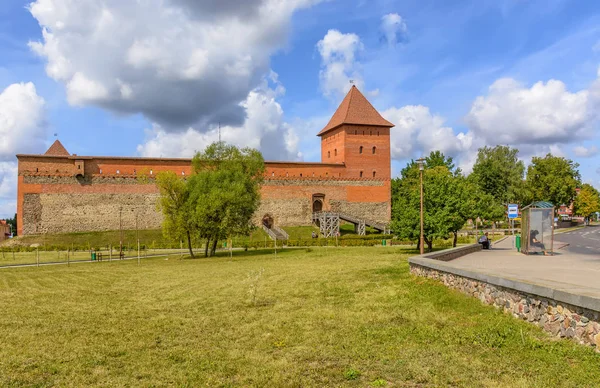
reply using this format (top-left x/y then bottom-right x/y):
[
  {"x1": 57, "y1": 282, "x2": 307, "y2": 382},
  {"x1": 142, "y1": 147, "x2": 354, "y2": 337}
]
[{"x1": 410, "y1": 264, "x2": 600, "y2": 351}]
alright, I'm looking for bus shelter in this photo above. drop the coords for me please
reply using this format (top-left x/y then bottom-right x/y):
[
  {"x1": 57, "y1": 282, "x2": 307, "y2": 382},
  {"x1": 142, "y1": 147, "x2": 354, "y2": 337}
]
[{"x1": 520, "y1": 201, "x2": 555, "y2": 255}]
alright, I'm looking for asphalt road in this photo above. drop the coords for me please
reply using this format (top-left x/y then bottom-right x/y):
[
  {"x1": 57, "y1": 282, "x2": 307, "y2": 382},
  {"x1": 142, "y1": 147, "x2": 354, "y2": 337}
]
[{"x1": 554, "y1": 225, "x2": 600, "y2": 255}]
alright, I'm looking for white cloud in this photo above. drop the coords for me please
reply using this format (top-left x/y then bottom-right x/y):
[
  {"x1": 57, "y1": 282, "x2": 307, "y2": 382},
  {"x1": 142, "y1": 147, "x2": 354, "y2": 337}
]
[
  {"x1": 28, "y1": 0, "x2": 320, "y2": 130},
  {"x1": 0, "y1": 82, "x2": 46, "y2": 159},
  {"x1": 0, "y1": 82, "x2": 46, "y2": 218},
  {"x1": 0, "y1": 162, "x2": 17, "y2": 218},
  {"x1": 380, "y1": 13, "x2": 407, "y2": 46},
  {"x1": 382, "y1": 105, "x2": 474, "y2": 162},
  {"x1": 317, "y1": 29, "x2": 364, "y2": 98},
  {"x1": 138, "y1": 75, "x2": 301, "y2": 161},
  {"x1": 573, "y1": 145, "x2": 599, "y2": 158},
  {"x1": 466, "y1": 78, "x2": 594, "y2": 145}
]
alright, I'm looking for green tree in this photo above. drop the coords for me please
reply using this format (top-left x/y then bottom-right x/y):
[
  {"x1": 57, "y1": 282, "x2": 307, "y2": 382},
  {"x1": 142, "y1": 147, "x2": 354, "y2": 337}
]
[
  {"x1": 525, "y1": 154, "x2": 581, "y2": 207},
  {"x1": 5, "y1": 213, "x2": 17, "y2": 236},
  {"x1": 392, "y1": 152, "x2": 478, "y2": 251},
  {"x1": 189, "y1": 142, "x2": 265, "y2": 257},
  {"x1": 156, "y1": 171, "x2": 195, "y2": 257},
  {"x1": 573, "y1": 184, "x2": 600, "y2": 224},
  {"x1": 470, "y1": 146, "x2": 526, "y2": 207}
]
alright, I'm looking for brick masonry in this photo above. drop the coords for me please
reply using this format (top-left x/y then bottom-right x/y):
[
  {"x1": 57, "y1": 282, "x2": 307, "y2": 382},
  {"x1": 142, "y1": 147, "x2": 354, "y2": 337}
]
[
  {"x1": 16, "y1": 86, "x2": 394, "y2": 235},
  {"x1": 19, "y1": 174, "x2": 391, "y2": 234},
  {"x1": 411, "y1": 264, "x2": 600, "y2": 351}
]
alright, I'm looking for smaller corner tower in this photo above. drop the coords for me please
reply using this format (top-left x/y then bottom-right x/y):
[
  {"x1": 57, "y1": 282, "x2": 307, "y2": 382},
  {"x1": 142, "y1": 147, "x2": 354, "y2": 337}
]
[{"x1": 317, "y1": 86, "x2": 394, "y2": 179}]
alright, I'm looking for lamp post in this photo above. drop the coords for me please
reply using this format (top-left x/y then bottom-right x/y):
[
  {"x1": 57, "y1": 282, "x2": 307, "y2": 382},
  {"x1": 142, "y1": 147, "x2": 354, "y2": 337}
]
[
  {"x1": 417, "y1": 158, "x2": 425, "y2": 254},
  {"x1": 119, "y1": 206, "x2": 123, "y2": 256}
]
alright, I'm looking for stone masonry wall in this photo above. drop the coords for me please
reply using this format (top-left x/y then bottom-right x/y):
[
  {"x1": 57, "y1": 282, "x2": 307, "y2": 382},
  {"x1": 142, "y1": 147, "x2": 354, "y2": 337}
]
[
  {"x1": 330, "y1": 200, "x2": 389, "y2": 223},
  {"x1": 411, "y1": 265, "x2": 600, "y2": 351},
  {"x1": 20, "y1": 175, "x2": 391, "y2": 234},
  {"x1": 22, "y1": 192, "x2": 162, "y2": 235}
]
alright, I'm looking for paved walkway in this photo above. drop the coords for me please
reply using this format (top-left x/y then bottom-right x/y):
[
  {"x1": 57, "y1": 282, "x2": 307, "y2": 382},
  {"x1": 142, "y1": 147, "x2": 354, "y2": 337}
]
[{"x1": 443, "y1": 236, "x2": 600, "y2": 299}]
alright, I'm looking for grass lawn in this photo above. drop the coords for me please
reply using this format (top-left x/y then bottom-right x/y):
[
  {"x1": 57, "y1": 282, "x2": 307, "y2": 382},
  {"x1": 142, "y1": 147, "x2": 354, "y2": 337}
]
[{"x1": 1, "y1": 247, "x2": 598, "y2": 387}]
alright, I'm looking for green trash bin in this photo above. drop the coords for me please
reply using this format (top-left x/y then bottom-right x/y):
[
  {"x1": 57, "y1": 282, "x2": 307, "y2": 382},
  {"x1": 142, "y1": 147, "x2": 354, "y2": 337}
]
[
  {"x1": 382, "y1": 239, "x2": 387, "y2": 246},
  {"x1": 91, "y1": 252, "x2": 97, "y2": 261},
  {"x1": 515, "y1": 234, "x2": 521, "y2": 252}
]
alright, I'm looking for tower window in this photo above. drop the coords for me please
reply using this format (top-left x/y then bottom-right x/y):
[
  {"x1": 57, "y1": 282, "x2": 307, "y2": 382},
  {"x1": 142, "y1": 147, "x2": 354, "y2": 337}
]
[
  {"x1": 326, "y1": 172, "x2": 329, "y2": 177},
  {"x1": 78, "y1": 165, "x2": 81, "y2": 170},
  {"x1": 372, "y1": 146, "x2": 376, "y2": 154},
  {"x1": 328, "y1": 151, "x2": 331, "y2": 158},
  {"x1": 360, "y1": 171, "x2": 363, "y2": 178},
  {"x1": 377, "y1": 131, "x2": 380, "y2": 136},
  {"x1": 373, "y1": 171, "x2": 376, "y2": 178},
  {"x1": 300, "y1": 173, "x2": 303, "y2": 177},
  {"x1": 370, "y1": 130, "x2": 372, "y2": 136},
  {"x1": 36, "y1": 168, "x2": 39, "y2": 172},
  {"x1": 334, "y1": 149, "x2": 337, "y2": 156},
  {"x1": 359, "y1": 146, "x2": 363, "y2": 154},
  {"x1": 362, "y1": 131, "x2": 364, "y2": 135}
]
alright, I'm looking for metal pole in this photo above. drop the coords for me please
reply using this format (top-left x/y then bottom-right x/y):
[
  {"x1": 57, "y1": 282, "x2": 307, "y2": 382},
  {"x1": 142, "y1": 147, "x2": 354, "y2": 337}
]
[
  {"x1": 420, "y1": 166, "x2": 424, "y2": 255},
  {"x1": 119, "y1": 207, "x2": 123, "y2": 257},
  {"x1": 136, "y1": 211, "x2": 139, "y2": 265}
]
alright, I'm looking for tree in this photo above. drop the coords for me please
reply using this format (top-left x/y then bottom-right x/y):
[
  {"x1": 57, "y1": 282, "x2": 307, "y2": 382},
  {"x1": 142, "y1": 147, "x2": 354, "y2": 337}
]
[
  {"x1": 6, "y1": 214, "x2": 16, "y2": 236},
  {"x1": 156, "y1": 171, "x2": 195, "y2": 257},
  {"x1": 573, "y1": 184, "x2": 600, "y2": 224},
  {"x1": 392, "y1": 152, "x2": 478, "y2": 251},
  {"x1": 470, "y1": 145, "x2": 526, "y2": 207},
  {"x1": 189, "y1": 142, "x2": 265, "y2": 257},
  {"x1": 525, "y1": 154, "x2": 581, "y2": 208}
]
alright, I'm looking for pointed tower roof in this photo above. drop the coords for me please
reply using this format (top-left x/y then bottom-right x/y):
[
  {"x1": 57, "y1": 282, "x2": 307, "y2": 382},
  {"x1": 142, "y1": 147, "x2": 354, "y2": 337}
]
[
  {"x1": 318, "y1": 86, "x2": 394, "y2": 136},
  {"x1": 44, "y1": 140, "x2": 70, "y2": 156}
]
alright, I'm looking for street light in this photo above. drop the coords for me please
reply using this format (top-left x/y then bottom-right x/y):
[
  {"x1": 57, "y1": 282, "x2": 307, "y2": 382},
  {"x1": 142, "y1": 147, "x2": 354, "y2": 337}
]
[
  {"x1": 119, "y1": 206, "x2": 123, "y2": 257},
  {"x1": 416, "y1": 158, "x2": 425, "y2": 254}
]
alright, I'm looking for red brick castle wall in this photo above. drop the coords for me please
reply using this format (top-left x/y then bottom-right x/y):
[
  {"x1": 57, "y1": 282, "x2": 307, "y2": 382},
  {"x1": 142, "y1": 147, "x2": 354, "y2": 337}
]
[{"x1": 17, "y1": 86, "x2": 393, "y2": 235}]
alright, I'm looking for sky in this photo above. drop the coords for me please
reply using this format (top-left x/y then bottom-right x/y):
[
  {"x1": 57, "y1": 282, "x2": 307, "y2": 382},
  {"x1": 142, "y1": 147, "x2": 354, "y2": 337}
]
[{"x1": 1, "y1": 0, "x2": 600, "y2": 218}]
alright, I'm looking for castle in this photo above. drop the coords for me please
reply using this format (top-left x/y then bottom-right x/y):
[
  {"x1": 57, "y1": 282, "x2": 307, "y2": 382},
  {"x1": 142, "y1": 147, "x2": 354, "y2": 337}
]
[{"x1": 16, "y1": 86, "x2": 393, "y2": 236}]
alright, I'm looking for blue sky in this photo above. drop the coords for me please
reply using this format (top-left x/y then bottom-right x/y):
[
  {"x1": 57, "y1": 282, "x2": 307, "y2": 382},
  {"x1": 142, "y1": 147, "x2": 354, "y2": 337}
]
[{"x1": 1, "y1": 0, "x2": 600, "y2": 217}]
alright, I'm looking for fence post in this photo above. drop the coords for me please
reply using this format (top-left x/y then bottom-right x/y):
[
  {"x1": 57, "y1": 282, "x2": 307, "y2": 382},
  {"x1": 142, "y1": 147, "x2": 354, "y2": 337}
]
[
  {"x1": 36, "y1": 248, "x2": 39, "y2": 267},
  {"x1": 137, "y1": 240, "x2": 140, "y2": 266},
  {"x1": 67, "y1": 249, "x2": 70, "y2": 267},
  {"x1": 109, "y1": 245, "x2": 112, "y2": 262}
]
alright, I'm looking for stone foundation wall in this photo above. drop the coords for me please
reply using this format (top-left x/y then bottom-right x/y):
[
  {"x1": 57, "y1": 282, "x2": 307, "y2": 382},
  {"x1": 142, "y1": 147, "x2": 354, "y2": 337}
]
[
  {"x1": 255, "y1": 198, "x2": 313, "y2": 226},
  {"x1": 19, "y1": 174, "x2": 391, "y2": 234},
  {"x1": 22, "y1": 192, "x2": 163, "y2": 235},
  {"x1": 330, "y1": 200, "x2": 389, "y2": 224},
  {"x1": 411, "y1": 265, "x2": 600, "y2": 351}
]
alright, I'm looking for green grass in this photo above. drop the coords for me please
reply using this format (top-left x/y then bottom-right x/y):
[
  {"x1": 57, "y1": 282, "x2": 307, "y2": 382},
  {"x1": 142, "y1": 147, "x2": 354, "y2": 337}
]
[
  {"x1": 0, "y1": 248, "x2": 189, "y2": 267},
  {"x1": 1, "y1": 247, "x2": 598, "y2": 387}
]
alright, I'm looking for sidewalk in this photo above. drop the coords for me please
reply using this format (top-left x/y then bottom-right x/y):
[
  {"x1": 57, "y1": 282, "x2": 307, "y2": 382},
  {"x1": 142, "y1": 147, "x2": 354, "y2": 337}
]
[{"x1": 442, "y1": 246, "x2": 600, "y2": 299}]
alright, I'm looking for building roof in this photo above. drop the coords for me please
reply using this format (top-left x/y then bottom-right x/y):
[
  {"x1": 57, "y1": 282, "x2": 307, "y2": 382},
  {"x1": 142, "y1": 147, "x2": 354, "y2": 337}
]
[
  {"x1": 317, "y1": 85, "x2": 394, "y2": 136},
  {"x1": 44, "y1": 140, "x2": 70, "y2": 156}
]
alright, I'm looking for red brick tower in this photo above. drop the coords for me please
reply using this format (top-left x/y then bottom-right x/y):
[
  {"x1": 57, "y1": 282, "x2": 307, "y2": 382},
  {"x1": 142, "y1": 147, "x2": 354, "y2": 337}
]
[{"x1": 318, "y1": 86, "x2": 393, "y2": 179}]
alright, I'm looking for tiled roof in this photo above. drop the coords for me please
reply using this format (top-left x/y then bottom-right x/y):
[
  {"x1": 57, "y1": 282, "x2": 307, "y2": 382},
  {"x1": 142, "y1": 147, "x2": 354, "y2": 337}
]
[
  {"x1": 318, "y1": 86, "x2": 394, "y2": 136},
  {"x1": 44, "y1": 140, "x2": 70, "y2": 156}
]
